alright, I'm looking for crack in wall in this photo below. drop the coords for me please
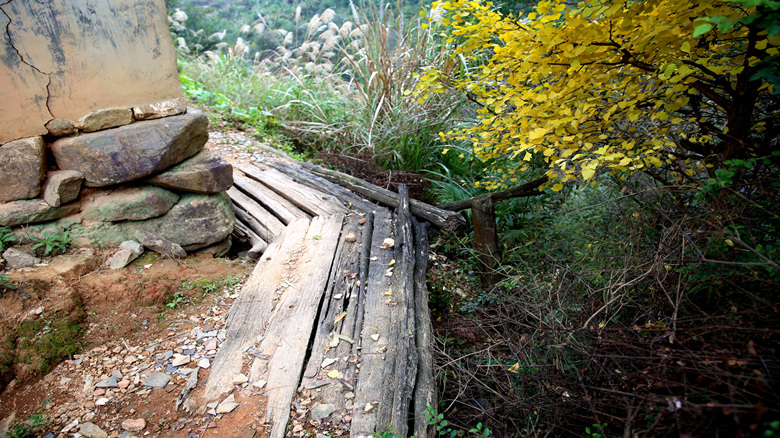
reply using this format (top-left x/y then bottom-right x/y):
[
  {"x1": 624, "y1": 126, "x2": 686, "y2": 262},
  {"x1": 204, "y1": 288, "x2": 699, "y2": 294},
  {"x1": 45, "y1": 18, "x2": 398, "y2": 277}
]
[{"x1": 1, "y1": 1, "x2": 55, "y2": 120}]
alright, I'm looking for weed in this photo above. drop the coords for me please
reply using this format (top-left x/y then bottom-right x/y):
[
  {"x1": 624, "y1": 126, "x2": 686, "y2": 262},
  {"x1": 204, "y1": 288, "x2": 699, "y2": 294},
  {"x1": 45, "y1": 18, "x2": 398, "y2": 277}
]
[
  {"x1": 0, "y1": 226, "x2": 16, "y2": 251},
  {"x1": 165, "y1": 290, "x2": 188, "y2": 309},
  {"x1": 30, "y1": 230, "x2": 71, "y2": 256},
  {"x1": 0, "y1": 274, "x2": 15, "y2": 295}
]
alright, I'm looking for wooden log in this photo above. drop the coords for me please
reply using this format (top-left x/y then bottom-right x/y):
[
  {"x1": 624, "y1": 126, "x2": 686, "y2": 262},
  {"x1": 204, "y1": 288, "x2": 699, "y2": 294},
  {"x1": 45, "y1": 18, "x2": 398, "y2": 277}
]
[
  {"x1": 437, "y1": 176, "x2": 548, "y2": 212},
  {"x1": 233, "y1": 168, "x2": 309, "y2": 224},
  {"x1": 270, "y1": 160, "x2": 379, "y2": 214},
  {"x1": 232, "y1": 219, "x2": 268, "y2": 257},
  {"x1": 412, "y1": 218, "x2": 436, "y2": 438},
  {"x1": 242, "y1": 164, "x2": 349, "y2": 217},
  {"x1": 472, "y1": 196, "x2": 501, "y2": 287},
  {"x1": 351, "y1": 189, "x2": 419, "y2": 438},
  {"x1": 351, "y1": 208, "x2": 396, "y2": 437},
  {"x1": 298, "y1": 161, "x2": 467, "y2": 231},
  {"x1": 227, "y1": 186, "x2": 286, "y2": 241}
]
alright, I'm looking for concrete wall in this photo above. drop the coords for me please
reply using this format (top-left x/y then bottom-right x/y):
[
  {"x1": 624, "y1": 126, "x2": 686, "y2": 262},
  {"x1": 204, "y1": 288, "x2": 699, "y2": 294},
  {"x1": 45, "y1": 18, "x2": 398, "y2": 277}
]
[{"x1": 0, "y1": 0, "x2": 183, "y2": 144}]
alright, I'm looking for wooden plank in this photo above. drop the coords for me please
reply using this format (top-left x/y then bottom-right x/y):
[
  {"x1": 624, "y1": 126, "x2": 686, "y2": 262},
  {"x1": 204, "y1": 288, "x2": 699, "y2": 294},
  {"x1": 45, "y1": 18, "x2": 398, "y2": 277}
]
[
  {"x1": 297, "y1": 214, "x2": 368, "y2": 420},
  {"x1": 227, "y1": 186, "x2": 286, "y2": 241},
  {"x1": 246, "y1": 214, "x2": 344, "y2": 438},
  {"x1": 234, "y1": 168, "x2": 310, "y2": 224},
  {"x1": 412, "y1": 218, "x2": 436, "y2": 438},
  {"x1": 270, "y1": 161, "x2": 380, "y2": 214},
  {"x1": 242, "y1": 164, "x2": 349, "y2": 217},
  {"x1": 203, "y1": 217, "x2": 313, "y2": 402},
  {"x1": 298, "y1": 161, "x2": 467, "y2": 231},
  {"x1": 351, "y1": 204, "x2": 410, "y2": 437}
]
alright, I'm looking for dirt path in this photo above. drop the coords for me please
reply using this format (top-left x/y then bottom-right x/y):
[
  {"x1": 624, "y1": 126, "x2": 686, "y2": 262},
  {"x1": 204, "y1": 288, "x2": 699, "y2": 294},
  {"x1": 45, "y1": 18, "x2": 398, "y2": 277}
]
[{"x1": 0, "y1": 129, "x2": 290, "y2": 438}]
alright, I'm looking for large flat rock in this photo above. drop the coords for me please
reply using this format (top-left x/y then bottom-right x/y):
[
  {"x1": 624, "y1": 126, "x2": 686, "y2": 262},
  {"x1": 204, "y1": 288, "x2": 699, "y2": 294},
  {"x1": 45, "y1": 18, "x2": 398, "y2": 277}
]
[
  {"x1": 50, "y1": 109, "x2": 208, "y2": 187},
  {"x1": 0, "y1": 136, "x2": 46, "y2": 203},
  {"x1": 129, "y1": 192, "x2": 235, "y2": 251},
  {"x1": 146, "y1": 150, "x2": 233, "y2": 194},
  {"x1": 81, "y1": 186, "x2": 179, "y2": 222},
  {"x1": 0, "y1": 199, "x2": 80, "y2": 227}
]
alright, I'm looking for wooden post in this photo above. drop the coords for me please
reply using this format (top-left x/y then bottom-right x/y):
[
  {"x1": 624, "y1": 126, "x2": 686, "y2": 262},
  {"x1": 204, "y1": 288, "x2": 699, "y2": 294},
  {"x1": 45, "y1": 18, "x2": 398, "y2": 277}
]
[{"x1": 471, "y1": 196, "x2": 500, "y2": 287}]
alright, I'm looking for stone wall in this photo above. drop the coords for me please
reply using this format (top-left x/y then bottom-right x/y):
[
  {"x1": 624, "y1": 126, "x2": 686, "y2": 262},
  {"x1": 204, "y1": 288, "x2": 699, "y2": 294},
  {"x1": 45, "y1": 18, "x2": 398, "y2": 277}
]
[{"x1": 0, "y1": 0, "x2": 235, "y2": 259}]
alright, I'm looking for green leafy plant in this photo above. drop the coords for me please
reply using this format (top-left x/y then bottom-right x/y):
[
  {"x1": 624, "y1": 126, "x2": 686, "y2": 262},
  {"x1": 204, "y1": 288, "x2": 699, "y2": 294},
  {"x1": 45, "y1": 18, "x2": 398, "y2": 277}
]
[
  {"x1": 30, "y1": 230, "x2": 71, "y2": 256},
  {"x1": 0, "y1": 226, "x2": 16, "y2": 251},
  {"x1": 0, "y1": 274, "x2": 14, "y2": 295},
  {"x1": 585, "y1": 423, "x2": 608, "y2": 438},
  {"x1": 165, "y1": 290, "x2": 188, "y2": 309}
]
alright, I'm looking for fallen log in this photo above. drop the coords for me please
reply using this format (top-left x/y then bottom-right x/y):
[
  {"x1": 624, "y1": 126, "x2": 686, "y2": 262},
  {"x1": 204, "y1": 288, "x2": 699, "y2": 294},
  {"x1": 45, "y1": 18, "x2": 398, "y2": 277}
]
[
  {"x1": 227, "y1": 186, "x2": 285, "y2": 242},
  {"x1": 298, "y1": 161, "x2": 466, "y2": 231},
  {"x1": 412, "y1": 218, "x2": 436, "y2": 438},
  {"x1": 232, "y1": 219, "x2": 268, "y2": 257}
]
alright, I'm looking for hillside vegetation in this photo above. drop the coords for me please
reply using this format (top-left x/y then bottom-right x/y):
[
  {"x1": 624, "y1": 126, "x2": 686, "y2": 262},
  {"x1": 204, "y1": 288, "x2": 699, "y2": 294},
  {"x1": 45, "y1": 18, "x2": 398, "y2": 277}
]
[{"x1": 166, "y1": 0, "x2": 779, "y2": 436}]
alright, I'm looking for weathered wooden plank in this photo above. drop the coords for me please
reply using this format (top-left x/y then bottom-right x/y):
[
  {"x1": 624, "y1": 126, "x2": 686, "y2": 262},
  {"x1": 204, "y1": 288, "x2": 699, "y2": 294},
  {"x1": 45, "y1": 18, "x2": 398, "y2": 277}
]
[
  {"x1": 297, "y1": 214, "x2": 368, "y2": 420},
  {"x1": 413, "y1": 218, "x2": 436, "y2": 438},
  {"x1": 232, "y1": 218, "x2": 268, "y2": 257},
  {"x1": 351, "y1": 206, "x2": 402, "y2": 437},
  {"x1": 203, "y1": 217, "x2": 313, "y2": 402},
  {"x1": 298, "y1": 161, "x2": 467, "y2": 230},
  {"x1": 379, "y1": 185, "x2": 418, "y2": 437},
  {"x1": 234, "y1": 167, "x2": 310, "y2": 224},
  {"x1": 242, "y1": 164, "x2": 349, "y2": 217},
  {"x1": 227, "y1": 186, "x2": 286, "y2": 241},
  {"x1": 270, "y1": 161, "x2": 379, "y2": 214},
  {"x1": 246, "y1": 214, "x2": 344, "y2": 438}
]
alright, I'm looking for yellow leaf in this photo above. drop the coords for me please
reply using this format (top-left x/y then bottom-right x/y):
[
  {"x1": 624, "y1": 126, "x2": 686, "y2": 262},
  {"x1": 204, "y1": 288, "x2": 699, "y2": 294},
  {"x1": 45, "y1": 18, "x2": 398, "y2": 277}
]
[
  {"x1": 551, "y1": 183, "x2": 564, "y2": 192},
  {"x1": 523, "y1": 152, "x2": 532, "y2": 161},
  {"x1": 582, "y1": 166, "x2": 596, "y2": 180},
  {"x1": 680, "y1": 41, "x2": 690, "y2": 54},
  {"x1": 327, "y1": 370, "x2": 341, "y2": 378},
  {"x1": 528, "y1": 128, "x2": 547, "y2": 140}
]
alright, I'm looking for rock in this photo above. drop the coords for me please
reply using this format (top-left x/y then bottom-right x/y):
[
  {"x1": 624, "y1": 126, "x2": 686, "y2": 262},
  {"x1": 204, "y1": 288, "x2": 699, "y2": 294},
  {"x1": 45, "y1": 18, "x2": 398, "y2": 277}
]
[
  {"x1": 121, "y1": 418, "x2": 146, "y2": 432},
  {"x1": 121, "y1": 240, "x2": 144, "y2": 255},
  {"x1": 0, "y1": 136, "x2": 46, "y2": 203},
  {"x1": 232, "y1": 374, "x2": 249, "y2": 385},
  {"x1": 51, "y1": 109, "x2": 208, "y2": 187},
  {"x1": 133, "y1": 192, "x2": 235, "y2": 252},
  {"x1": 79, "y1": 422, "x2": 108, "y2": 438},
  {"x1": 138, "y1": 232, "x2": 187, "y2": 258},
  {"x1": 142, "y1": 371, "x2": 170, "y2": 388},
  {"x1": 95, "y1": 376, "x2": 118, "y2": 388},
  {"x1": 252, "y1": 380, "x2": 266, "y2": 389},
  {"x1": 112, "y1": 370, "x2": 123, "y2": 379},
  {"x1": 310, "y1": 402, "x2": 336, "y2": 420},
  {"x1": 45, "y1": 118, "x2": 78, "y2": 137},
  {"x1": 133, "y1": 97, "x2": 187, "y2": 121},
  {"x1": 2, "y1": 248, "x2": 40, "y2": 269},
  {"x1": 146, "y1": 150, "x2": 233, "y2": 194},
  {"x1": 216, "y1": 394, "x2": 238, "y2": 414},
  {"x1": 204, "y1": 338, "x2": 217, "y2": 351},
  {"x1": 197, "y1": 358, "x2": 210, "y2": 369},
  {"x1": 61, "y1": 418, "x2": 79, "y2": 433},
  {"x1": 305, "y1": 380, "x2": 330, "y2": 390},
  {"x1": 48, "y1": 252, "x2": 101, "y2": 278},
  {"x1": 70, "y1": 237, "x2": 93, "y2": 248},
  {"x1": 321, "y1": 358, "x2": 337, "y2": 368},
  {"x1": 196, "y1": 236, "x2": 232, "y2": 258},
  {"x1": 171, "y1": 354, "x2": 190, "y2": 367},
  {"x1": 0, "y1": 258, "x2": 5, "y2": 270},
  {"x1": 96, "y1": 397, "x2": 111, "y2": 406},
  {"x1": 82, "y1": 186, "x2": 179, "y2": 222},
  {"x1": 109, "y1": 248, "x2": 140, "y2": 269},
  {"x1": 0, "y1": 199, "x2": 80, "y2": 227},
  {"x1": 78, "y1": 107, "x2": 134, "y2": 133},
  {"x1": 42, "y1": 170, "x2": 84, "y2": 207}
]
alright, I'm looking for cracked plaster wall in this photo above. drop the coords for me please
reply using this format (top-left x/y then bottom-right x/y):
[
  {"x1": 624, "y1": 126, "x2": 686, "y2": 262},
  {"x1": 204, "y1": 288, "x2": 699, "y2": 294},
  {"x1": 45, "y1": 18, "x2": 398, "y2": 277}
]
[{"x1": 0, "y1": 0, "x2": 183, "y2": 144}]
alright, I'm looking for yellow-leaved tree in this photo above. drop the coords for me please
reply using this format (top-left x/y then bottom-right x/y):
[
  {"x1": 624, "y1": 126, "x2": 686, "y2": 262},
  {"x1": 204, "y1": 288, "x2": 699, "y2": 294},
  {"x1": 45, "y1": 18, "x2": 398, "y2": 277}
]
[{"x1": 416, "y1": 0, "x2": 779, "y2": 190}]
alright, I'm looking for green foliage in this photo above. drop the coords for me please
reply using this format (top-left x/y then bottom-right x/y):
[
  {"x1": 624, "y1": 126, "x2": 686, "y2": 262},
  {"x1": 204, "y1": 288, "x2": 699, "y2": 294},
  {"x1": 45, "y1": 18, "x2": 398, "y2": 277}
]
[
  {"x1": 30, "y1": 230, "x2": 71, "y2": 256},
  {"x1": 1, "y1": 400, "x2": 50, "y2": 438},
  {"x1": 0, "y1": 226, "x2": 16, "y2": 251},
  {"x1": 0, "y1": 274, "x2": 15, "y2": 295},
  {"x1": 165, "y1": 290, "x2": 189, "y2": 309}
]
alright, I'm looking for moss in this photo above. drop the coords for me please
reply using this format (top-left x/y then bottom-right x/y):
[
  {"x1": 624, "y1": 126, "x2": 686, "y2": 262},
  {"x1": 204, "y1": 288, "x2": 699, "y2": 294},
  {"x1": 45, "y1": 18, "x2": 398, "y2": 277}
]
[{"x1": 13, "y1": 293, "x2": 87, "y2": 377}]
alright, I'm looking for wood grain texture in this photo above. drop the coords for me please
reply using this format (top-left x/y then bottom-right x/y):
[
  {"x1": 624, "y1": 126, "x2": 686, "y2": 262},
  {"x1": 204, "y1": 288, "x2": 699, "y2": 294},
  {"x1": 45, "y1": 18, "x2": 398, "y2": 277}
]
[{"x1": 235, "y1": 167, "x2": 310, "y2": 224}]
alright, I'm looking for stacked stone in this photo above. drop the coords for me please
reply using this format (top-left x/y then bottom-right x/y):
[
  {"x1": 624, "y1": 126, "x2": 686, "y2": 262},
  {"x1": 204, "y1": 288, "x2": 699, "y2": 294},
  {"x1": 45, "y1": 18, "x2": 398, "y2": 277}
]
[{"x1": 0, "y1": 97, "x2": 235, "y2": 257}]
